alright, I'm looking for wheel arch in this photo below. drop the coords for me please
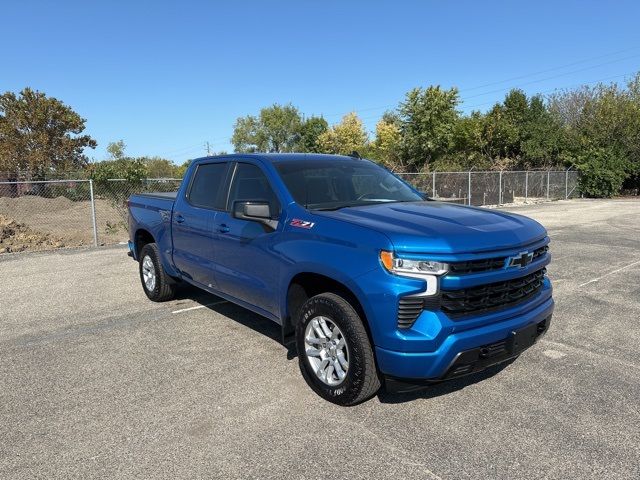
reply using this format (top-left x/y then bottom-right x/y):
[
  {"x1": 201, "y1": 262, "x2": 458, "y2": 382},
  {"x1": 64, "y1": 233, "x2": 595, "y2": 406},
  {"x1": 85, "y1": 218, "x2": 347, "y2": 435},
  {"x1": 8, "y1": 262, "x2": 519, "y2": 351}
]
[
  {"x1": 134, "y1": 228, "x2": 155, "y2": 258},
  {"x1": 282, "y1": 272, "x2": 374, "y2": 348},
  {"x1": 133, "y1": 228, "x2": 180, "y2": 280}
]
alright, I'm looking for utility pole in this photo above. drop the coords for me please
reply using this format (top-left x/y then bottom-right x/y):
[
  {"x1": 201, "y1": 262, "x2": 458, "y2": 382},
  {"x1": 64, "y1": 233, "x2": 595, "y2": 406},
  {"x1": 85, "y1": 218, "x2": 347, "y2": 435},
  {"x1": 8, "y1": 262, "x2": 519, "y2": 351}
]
[{"x1": 205, "y1": 142, "x2": 211, "y2": 156}]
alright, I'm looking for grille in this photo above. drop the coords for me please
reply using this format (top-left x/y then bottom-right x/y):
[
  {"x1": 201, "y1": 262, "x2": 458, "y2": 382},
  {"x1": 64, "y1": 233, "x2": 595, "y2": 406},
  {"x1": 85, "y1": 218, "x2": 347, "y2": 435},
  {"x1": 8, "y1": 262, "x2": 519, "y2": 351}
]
[
  {"x1": 532, "y1": 245, "x2": 549, "y2": 260},
  {"x1": 448, "y1": 244, "x2": 549, "y2": 275},
  {"x1": 449, "y1": 257, "x2": 506, "y2": 274},
  {"x1": 440, "y1": 268, "x2": 546, "y2": 318}
]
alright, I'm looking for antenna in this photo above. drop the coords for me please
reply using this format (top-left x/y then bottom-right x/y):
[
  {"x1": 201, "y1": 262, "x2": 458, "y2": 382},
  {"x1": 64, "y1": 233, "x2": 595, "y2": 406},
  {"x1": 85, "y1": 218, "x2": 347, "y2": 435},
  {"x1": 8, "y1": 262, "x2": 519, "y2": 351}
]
[{"x1": 349, "y1": 151, "x2": 362, "y2": 159}]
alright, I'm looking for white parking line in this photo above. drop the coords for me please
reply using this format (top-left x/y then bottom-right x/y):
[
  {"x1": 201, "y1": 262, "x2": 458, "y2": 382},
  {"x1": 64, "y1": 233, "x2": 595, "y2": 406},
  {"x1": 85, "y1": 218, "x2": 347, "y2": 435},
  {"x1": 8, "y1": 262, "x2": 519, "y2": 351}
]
[
  {"x1": 578, "y1": 259, "x2": 640, "y2": 287},
  {"x1": 172, "y1": 301, "x2": 228, "y2": 314}
]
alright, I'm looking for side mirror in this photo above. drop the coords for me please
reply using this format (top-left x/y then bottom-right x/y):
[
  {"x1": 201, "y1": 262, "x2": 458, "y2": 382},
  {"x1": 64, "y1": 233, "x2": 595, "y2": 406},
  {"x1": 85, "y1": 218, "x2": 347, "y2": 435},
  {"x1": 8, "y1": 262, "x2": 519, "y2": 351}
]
[{"x1": 232, "y1": 200, "x2": 278, "y2": 230}]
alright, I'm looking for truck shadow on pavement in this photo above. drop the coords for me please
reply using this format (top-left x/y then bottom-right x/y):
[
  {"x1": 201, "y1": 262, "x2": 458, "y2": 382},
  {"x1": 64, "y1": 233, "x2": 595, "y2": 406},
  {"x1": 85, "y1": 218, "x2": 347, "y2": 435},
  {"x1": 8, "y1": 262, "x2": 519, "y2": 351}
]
[
  {"x1": 176, "y1": 285, "x2": 514, "y2": 405},
  {"x1": 376, "y1": 361, "x2": 513, "y2": 404},
  {"x1": 175, "y1": 285, "x2": 297, "y2": 356}
]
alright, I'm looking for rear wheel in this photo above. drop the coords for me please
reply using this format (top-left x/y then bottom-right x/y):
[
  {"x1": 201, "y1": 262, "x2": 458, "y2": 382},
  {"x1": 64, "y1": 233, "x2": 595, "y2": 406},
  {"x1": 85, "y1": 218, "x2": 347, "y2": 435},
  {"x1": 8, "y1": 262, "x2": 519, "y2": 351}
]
[
  {"x1": 296, "y1": 293, "x2": 381, "y2": 405},
  {"x1": 139, "y1": 243, "x2": 176, "y2": 302}
]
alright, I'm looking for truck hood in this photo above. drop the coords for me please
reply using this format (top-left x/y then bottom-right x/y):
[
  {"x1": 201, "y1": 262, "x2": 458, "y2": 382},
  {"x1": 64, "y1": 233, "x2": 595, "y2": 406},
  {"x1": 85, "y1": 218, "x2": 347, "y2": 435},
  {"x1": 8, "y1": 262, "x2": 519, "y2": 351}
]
[{"x1": 316, "y1": 201, "x2": 547, "y2": 254}]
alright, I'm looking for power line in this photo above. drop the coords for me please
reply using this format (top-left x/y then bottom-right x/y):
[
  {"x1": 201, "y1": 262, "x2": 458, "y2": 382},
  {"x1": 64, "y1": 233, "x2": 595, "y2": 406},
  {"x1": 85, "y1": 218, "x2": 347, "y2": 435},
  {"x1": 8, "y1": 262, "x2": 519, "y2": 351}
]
[
  {"x1": 320, "y1": 46, "x2": 640, "y2": 120},
  {"x1": 162, "y1": 146, "x2": 205, "y2": 160},
  {"x1": 462, "y1": 53, "x2": 640, "y2": 100},
  {"x1": 154, "y1": 48, "x2": 640, "y2": 155},
  {"x1": 355, "y1": 70, "x2": 638, "y2": 123},
  {"x1": 155, "y1": 142, "x2": 204, "y2": 156},
  {"x1": 155, "y1": 137, "x2": 232, "y2": 160},
  {"x1": 462, "y1": 71, "x2": 638, "y2": 110},
  {"x1": 460, "y1": 46, "x2": 640, "y2": 92}
]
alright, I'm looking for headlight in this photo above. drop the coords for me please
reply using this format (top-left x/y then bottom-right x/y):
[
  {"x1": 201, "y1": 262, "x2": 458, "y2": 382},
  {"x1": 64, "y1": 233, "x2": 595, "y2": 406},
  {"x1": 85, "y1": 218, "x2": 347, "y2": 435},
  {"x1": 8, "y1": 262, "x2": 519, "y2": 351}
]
[
  {"x1": 380, "y1": 251, "x2": 449, "y2": 276},
  {"x1": 380, "y1": 251, "x2": 448, "y2": 296}
]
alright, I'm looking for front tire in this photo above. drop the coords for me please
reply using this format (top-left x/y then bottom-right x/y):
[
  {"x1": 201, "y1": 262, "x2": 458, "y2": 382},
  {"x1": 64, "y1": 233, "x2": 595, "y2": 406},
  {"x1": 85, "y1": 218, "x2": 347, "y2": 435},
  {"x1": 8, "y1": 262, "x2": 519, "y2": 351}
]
[
  {"x1": 296, "y1": 293, "x2": 381, "y2": 405},
  {"x1": 139, "y1": 243, "x2": 176, "y2": 302}
]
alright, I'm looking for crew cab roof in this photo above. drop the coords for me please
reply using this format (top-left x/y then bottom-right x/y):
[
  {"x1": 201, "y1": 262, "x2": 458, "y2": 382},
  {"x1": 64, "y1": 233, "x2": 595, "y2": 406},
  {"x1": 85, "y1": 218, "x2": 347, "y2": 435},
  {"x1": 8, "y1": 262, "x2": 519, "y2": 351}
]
[{"x1": 190, "y1": 153, "x2": 363, "y2": 164}]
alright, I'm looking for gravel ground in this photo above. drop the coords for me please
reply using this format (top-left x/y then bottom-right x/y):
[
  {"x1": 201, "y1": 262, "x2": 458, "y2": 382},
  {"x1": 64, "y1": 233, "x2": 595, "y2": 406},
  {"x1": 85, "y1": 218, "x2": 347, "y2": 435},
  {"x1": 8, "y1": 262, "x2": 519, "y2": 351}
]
[
  {"x1": 0, "y1": 195, "x2": 128, "y2": 250},
  {"x1": 1, "y1": 198, "x2": 639, "y2": 479}
]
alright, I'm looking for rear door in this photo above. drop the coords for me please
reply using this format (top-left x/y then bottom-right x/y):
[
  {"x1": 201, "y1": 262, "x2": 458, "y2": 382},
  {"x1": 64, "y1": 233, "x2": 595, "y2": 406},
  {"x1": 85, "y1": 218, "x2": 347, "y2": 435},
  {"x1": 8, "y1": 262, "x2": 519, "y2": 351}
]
[
  {"x1": 213, "y1": 161, "x2": 283, "y2": 314},
  {"x1": 172, "y1": 161, "x2": 230, "y2": 288}
]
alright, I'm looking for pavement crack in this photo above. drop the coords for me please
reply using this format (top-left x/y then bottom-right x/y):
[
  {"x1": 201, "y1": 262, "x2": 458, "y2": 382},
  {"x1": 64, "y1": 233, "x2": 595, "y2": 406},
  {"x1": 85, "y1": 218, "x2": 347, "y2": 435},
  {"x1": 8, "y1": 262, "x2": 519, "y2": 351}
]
[
  {"x1": 539, "y1": 339, "x2": 640, "y2": 371},
  {"x1": 343, "y1": 417, "x2": 444, "y2": 479}
]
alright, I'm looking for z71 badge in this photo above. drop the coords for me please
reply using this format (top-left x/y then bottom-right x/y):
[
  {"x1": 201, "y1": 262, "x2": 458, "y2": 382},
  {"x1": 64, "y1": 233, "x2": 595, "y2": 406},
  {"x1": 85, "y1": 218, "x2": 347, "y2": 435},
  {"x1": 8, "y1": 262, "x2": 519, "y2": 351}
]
[{"x1": 290, "y1": 219, "x2": 315, "y2": 229}]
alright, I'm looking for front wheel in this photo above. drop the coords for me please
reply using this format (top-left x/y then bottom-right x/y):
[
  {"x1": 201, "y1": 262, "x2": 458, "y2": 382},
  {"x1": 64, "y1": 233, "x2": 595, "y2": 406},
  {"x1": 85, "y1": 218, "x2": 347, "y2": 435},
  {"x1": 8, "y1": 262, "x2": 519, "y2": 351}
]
[
  {"x1": 139, "y1": 243, "x2": 176, "y2": 302},
  {"x1": 296, "y1": 293, "x2": 381, "y2": 405}
]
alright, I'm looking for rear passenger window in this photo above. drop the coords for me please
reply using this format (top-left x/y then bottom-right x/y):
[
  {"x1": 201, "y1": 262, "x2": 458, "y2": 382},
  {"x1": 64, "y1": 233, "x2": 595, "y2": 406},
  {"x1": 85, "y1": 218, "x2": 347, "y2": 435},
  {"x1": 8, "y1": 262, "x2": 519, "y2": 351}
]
[
  {"x1": 188, "y1": 163, "x2": 228, "y2": 209},
  {"x1": 227, "y1": 163, "x2": 281, "y2": 218}
]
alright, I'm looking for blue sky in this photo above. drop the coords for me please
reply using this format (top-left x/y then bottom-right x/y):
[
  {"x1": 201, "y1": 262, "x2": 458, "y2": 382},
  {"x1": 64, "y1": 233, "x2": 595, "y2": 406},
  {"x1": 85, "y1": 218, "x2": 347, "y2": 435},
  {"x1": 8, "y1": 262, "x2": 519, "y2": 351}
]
[{"x1": 2, "y1": 0, "x2": 640, "y2": 163}]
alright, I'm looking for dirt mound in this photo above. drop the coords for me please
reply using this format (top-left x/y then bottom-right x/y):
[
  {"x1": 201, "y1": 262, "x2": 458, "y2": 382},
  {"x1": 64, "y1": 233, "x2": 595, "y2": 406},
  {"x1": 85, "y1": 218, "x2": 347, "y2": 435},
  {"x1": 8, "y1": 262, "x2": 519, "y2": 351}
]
[
  {"x1": 0, "y1": 194, "x2": 75, "y2": 212},
  {"x1": 0, "y1": 214, "x2": 67, "y2": 253}
]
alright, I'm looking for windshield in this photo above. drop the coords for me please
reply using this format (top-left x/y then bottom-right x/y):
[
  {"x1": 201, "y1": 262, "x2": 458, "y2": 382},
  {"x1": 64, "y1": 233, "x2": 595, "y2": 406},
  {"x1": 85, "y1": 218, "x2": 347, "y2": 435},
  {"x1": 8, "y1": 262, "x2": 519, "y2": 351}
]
[{"x1": 274, "y1": 158, "x2": 423, "y2": 210}]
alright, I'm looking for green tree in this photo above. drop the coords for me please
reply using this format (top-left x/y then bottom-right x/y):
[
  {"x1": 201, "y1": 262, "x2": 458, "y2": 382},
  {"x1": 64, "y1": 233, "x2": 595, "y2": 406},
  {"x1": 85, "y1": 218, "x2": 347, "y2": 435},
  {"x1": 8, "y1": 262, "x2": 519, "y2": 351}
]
[
  {"x1": 297, "y1": 116, "x2": 328, "y2": 152},
  {"x1": 436, "y1": 112, "x2": 491, "y2": 171},
  {"x1": 372, "y1": 115, "x2": 402, "y2": 170},
  {"x1": 143, "y1": 157, "x2": 180, "y2": 178},
  {"x1": 176, "y1": 159, "x2": 192, "y2": 178},
  {"x1": 476, "y1": 90, "x2": 565, "y2": 169},
  {"x1": 90, "y1": 158, "x2": 147, "y2": 185},
  {"x1": 0, "y1": 87, "x2": 96, "y2": 176},
  {"x1": 317, "y1": 112, "x2": 368, "y2": 155},
  {"x1": 398, "y1": 86, "x2": 460, "y2": 170},
  {"x1": 575, "y1": 147, "x2": 630, "y2": 197},
  {"x1": 520, "y1": 95, "x2": 565, "y2": 168},
  {"x1": 90, "y1": 141, "x2": 146, "y2": 185},
  {"x1": 549, "y1": 75, "x2": 640, "y2": 193},
  {"x1": 232, "y1": 103, "x2": 302, "y2": 152},
  {"x1": 107, "y1": 140, "x2": 126, "y2": 160}
]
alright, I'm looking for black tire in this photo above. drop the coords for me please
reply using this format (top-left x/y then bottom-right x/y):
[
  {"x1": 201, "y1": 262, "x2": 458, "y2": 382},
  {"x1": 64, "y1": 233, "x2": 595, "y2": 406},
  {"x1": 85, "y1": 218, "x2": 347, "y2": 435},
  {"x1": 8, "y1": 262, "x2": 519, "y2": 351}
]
[
  {"x1": 139, "y1": 243, "x2": 176, "y2": 302},
  {"x1": 296, "y1": 292, "x2": 381, "y2": 406}
]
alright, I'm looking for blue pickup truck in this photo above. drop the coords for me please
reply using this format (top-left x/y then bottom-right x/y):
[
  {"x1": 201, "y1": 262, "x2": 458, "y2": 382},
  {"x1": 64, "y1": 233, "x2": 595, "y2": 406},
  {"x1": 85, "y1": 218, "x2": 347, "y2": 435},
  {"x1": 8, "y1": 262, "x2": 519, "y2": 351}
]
[{"x1": 128, "y1": 153, "x2": 553, "y2": 405}]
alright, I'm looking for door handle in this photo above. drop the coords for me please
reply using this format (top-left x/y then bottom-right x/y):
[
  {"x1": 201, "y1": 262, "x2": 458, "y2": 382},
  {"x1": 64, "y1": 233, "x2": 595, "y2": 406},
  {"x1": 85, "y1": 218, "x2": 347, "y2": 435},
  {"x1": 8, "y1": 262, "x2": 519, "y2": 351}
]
[
  {"x1": 175, "y1": 214, "x2": 185, "y2": 224},
  {"x1": 218, "y1": 224, "x2": 230, "y2": 233}
]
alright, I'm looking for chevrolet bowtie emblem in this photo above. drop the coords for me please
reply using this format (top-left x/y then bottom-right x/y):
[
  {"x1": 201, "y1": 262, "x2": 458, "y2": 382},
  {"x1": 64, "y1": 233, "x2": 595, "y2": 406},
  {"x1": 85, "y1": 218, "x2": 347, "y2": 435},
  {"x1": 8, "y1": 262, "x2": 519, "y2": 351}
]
[{"x1": 509, "y1": 251, "x2": 534, "y2": 268}]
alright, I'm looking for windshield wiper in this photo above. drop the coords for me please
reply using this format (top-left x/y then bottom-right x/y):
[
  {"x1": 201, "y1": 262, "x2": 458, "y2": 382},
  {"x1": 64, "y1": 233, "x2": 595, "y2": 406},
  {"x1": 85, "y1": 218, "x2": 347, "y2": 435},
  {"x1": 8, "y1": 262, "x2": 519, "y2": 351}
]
[{"x1": 313, "y1": 205, "x2": 351, "y2": 211}]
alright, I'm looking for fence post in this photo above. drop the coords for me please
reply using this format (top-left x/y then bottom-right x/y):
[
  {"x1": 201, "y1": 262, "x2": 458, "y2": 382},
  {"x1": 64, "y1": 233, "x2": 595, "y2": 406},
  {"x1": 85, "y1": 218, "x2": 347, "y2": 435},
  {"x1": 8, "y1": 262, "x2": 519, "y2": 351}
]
[
  {"x1": 565, "y1": 167, "x2": 570, "y2": 199},
  {"x1": 525, "y1": 171, "x2": 529, "y2": 203},
  {"x1": 546, "y1": 170, "x2": 550, "y2": 200},
  {"x1": 498, "y1": 170, "x2": 503, "y2": 205},
  {"x1": 432, "y1": 171, "x2": 436, "y2": 198},
  {"x1": 468, "y1": 170, "x2": 472, "y2": 205},
  {"x1": 89, "y1": 179, "x2": 99, "y2": 247}
]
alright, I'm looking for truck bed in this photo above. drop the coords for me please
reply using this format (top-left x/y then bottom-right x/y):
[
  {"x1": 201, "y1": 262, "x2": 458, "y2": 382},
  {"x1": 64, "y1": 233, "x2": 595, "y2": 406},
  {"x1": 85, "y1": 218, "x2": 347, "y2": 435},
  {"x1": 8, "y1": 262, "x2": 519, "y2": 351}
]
[
  {"x1": 128, "y1": 192, "x2": 177, "y2": 245},
  {"x1": 135, "y1": 191, "x2": 178, "y2": 200}
]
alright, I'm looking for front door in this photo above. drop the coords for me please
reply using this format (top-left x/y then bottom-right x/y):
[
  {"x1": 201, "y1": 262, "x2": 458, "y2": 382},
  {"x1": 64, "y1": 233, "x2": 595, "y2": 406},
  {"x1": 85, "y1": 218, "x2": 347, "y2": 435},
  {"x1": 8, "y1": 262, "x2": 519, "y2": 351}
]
[{"x1": 213, "y1": 162, "x2": 282, "y2": 314}]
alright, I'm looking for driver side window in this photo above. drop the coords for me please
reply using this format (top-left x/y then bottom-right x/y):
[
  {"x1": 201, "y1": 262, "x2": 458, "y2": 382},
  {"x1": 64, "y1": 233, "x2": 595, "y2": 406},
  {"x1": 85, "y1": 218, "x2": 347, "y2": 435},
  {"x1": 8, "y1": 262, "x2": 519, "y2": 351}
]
[{"x1": 227, "y1": 163, "x2": 281, "y2": 218}]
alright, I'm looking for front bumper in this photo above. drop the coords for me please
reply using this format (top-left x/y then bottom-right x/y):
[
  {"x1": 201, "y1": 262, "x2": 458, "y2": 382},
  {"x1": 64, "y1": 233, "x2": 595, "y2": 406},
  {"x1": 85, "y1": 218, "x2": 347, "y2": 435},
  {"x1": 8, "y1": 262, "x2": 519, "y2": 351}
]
[{"x1": 375, "y1": 293, "x2": 554, "y2": 381}]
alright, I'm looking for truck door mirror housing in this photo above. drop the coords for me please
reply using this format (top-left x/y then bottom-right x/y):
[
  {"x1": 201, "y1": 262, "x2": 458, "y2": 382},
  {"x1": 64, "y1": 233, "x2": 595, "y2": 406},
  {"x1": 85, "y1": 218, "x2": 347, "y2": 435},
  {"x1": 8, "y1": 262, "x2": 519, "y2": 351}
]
[{"x1": 232, "y1": 201, "x2": 278, "y2": 230}]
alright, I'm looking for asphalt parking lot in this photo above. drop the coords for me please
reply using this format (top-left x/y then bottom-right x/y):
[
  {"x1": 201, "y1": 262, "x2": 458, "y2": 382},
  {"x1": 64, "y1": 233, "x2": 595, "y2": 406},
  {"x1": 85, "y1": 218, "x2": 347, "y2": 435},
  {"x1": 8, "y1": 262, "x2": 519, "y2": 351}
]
[{"x1": 1, "y1": 198, "x2": 639, "y2": 479}]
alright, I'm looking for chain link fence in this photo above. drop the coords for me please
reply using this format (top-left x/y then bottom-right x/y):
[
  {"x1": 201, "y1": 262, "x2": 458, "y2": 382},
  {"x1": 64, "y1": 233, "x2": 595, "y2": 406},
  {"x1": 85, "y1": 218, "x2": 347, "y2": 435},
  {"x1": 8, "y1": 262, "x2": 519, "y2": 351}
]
[
  {"x1": 396, "y1": 169, "x2": 579, "y2": 206},
  {"x1": 1, "y1": 169, "x2": 578, "y2": 254},
  {"x1": 0, "y1": 178, "x2": 181, "y2": 254}
]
